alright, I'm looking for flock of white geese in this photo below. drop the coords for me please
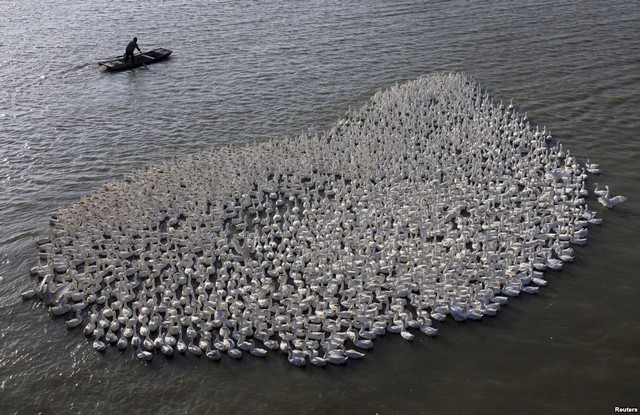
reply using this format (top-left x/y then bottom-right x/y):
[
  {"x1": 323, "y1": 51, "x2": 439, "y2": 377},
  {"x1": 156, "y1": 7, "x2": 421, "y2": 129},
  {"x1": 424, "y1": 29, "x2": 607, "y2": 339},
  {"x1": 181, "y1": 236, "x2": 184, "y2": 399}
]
[{"x1": 24, "y1": 73, "x2": 626, "y2": 366}]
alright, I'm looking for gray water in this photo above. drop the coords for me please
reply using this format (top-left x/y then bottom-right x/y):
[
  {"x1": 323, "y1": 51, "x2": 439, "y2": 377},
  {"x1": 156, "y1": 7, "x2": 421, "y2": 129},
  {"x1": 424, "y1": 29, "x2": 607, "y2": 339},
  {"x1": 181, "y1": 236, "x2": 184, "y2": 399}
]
[{"x1": 1, "y1": 1, "x2": 639, "y2": 414}]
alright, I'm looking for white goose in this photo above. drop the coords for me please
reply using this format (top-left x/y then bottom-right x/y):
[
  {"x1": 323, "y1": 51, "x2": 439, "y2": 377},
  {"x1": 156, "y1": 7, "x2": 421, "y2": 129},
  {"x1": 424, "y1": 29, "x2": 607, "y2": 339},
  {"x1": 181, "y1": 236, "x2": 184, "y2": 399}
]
[
  {"x1": 136, "y1": 345, "x2": 154, "y2": 361},
  {"x1": 309, "y1": 349, "x2": 327, "y2": 367},
  {"x1": 597, "y1": 186, "x2": 627, "y2": 209}
]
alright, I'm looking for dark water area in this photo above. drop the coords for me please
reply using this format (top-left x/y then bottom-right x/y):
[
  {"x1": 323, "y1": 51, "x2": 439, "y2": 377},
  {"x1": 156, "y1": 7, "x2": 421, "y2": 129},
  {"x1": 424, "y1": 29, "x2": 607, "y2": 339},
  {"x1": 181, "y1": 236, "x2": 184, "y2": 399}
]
[{"x1": 0, "y1": 1, "x2": 638, "y2": 414}]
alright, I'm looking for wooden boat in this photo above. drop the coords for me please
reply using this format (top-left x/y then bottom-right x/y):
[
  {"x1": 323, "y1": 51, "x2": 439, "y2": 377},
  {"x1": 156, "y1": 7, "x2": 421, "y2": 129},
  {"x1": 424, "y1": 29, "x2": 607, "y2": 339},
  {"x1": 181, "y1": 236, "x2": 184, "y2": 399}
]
[{"x1": 98, "y1": 48, "x2": 172, "y2": 72}]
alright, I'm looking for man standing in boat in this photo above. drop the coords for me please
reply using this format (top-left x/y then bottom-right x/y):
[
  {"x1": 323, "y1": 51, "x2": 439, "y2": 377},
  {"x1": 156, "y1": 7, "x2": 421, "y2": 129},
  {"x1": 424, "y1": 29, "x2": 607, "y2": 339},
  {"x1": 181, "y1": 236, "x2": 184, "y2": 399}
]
[{"x1": 124, "y1": 37, "x2": 141, "y2": 63}]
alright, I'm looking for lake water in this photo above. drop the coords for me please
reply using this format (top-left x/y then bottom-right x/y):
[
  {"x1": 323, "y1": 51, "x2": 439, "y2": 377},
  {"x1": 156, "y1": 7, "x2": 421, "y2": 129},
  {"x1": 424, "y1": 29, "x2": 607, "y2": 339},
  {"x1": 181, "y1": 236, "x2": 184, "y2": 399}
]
[{"x1": 1, "y1": 1, "x2": 638, "y2": 414}]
